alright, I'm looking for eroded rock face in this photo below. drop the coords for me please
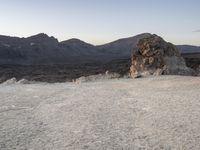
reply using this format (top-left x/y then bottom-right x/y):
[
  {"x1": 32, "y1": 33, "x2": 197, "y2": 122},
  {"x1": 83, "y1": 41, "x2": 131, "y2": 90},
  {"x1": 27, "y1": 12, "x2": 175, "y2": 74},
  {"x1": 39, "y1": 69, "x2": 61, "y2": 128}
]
[{"x1": 130, "y1": 34, "x2": 194, "y2": 77}]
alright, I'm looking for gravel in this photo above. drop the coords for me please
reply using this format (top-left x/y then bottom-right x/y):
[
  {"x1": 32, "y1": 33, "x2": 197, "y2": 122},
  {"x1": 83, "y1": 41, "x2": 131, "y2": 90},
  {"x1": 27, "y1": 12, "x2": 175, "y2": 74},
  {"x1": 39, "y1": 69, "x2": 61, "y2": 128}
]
[{"x1": 0, "y1": 76, "x2": 200, "y2": 150}]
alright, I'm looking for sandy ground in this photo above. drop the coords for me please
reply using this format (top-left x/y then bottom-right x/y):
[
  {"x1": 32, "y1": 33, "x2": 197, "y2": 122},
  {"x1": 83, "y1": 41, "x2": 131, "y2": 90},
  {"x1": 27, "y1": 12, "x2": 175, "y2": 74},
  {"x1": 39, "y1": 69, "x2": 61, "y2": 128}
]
[{"x1": 0, "y1": 76, "x2": 200, "y2": 150}]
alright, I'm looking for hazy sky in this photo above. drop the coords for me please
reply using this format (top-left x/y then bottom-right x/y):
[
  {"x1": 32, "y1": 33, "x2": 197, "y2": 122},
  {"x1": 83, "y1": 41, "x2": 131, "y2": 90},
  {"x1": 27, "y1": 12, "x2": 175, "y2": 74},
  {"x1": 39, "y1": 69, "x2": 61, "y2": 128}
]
[{"x1": 0, "y1": 0, "x2": 199, "y2": 45}]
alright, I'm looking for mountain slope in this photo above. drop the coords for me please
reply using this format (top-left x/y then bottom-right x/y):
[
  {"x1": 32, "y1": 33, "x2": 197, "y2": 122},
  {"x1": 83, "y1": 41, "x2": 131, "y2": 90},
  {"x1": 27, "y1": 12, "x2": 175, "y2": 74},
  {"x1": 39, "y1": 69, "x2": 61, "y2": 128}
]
[
  {"x1": 0, "y1": 34, "x2": 101, "y2": 64},
  {"x1": 0, "y1": 33, "x2": 199, "y2": 65},
  {"x1": 177, "y1": 45, "x2": 200, "y2": 53},
  {"x1": 60, "y1": 38, "x2": 97, "y2": 56},
  {"x1": 97, "y1": 33, "x2": 152, "y2": 57}
]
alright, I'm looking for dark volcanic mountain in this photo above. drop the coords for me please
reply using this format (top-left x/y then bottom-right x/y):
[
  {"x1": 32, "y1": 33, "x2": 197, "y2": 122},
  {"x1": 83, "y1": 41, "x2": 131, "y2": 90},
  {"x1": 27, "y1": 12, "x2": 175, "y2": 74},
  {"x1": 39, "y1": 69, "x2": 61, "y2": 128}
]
[
  {"x1": 177, "y1": 45, "x2": 200, "y2": 53},
  {"x1": 96, "y1": 33, "x2": 152, "y2": 57},
  {"x1": 0, "y1": 33, "x2": 199, "y2": 65}
]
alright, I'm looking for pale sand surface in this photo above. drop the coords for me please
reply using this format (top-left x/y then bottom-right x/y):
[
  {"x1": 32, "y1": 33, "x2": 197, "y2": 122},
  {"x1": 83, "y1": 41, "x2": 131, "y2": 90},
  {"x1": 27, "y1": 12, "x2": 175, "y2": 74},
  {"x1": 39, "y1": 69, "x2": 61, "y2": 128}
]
[{"x1": 0, "y1": 76, "x2": 200, "y2": 150}]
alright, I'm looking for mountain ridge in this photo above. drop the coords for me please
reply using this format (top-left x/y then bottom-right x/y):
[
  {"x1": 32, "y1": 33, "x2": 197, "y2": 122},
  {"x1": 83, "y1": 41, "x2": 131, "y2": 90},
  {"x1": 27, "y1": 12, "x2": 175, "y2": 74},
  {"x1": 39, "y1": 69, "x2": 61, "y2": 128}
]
[{"x1": 0, "y1": 33, "x2": 199, "y2": 65}]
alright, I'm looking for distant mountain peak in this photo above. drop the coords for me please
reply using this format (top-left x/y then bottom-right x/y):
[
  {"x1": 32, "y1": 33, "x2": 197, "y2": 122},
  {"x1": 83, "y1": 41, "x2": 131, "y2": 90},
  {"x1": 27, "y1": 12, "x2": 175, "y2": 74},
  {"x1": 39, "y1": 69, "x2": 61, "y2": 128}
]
[
  {"x1": 62, "y1": 38, "x2": 84, "y2": 43},
  {"x1": 27, "y1": 33, "x2": 58, "y2": 43},
  {"x1": 28, "y1": 33, "x2": 49, "y2": 38},
  {"x1": 61, "y1": 38, "x2": 94, "y2": 47},
  {"x1": 0, "y1": 32, "x2": 199, "y2": 65},
  {"x1": 134, "y1": 32, "x2": 152, "y2": 37}
]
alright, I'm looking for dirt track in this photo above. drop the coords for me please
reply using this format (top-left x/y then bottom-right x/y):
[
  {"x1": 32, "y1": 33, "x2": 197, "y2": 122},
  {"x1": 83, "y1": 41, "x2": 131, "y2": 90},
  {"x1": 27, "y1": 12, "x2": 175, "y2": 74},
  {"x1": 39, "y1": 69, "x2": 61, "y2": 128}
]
[{"x1": 0, "y1": 76, "x2": 200, "y2": 149}]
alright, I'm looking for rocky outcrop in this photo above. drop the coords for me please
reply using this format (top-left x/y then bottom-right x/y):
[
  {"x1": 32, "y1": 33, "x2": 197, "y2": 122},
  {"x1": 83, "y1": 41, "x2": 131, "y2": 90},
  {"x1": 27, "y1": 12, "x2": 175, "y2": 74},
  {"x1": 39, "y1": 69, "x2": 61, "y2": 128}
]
[{"x1": 130, "y1": 34, "x2": 195, "y2": 77}]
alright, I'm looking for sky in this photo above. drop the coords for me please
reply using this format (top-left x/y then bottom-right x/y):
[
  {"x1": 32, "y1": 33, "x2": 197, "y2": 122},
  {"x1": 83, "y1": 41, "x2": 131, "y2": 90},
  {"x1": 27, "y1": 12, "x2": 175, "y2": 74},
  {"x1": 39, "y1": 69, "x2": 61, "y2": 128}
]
[{"x1": 0, "y1": 0, "x2": 199, "y2": 45}]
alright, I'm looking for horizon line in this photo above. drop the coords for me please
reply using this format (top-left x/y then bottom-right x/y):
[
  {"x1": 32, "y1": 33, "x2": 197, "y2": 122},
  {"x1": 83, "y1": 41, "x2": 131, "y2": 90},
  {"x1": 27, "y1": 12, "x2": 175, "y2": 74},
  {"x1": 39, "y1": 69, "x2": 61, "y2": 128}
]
[{"x1": 0, "y1": 32, "x2": 200, "y2": 47}]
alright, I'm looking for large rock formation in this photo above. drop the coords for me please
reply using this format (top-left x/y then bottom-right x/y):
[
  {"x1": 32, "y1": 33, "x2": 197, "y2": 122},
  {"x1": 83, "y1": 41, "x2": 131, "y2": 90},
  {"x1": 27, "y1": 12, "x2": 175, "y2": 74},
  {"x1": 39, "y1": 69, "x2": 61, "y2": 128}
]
[{"x1": 130, "y1": 34, "x2": 194, "y2": 77}]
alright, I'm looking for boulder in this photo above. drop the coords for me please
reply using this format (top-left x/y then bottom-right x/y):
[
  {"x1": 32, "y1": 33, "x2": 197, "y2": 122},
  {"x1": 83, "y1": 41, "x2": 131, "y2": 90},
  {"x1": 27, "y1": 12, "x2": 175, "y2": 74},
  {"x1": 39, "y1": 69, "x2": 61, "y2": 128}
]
[{"x1": 130, "y1": 34, "x2": 195, "y2": 77}]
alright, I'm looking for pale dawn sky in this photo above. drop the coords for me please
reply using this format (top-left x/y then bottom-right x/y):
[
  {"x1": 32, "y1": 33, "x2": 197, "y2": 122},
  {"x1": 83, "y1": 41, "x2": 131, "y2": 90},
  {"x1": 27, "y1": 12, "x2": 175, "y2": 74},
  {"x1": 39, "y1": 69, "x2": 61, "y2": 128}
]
[{"x1": 0, "y1": 0, "x2": 199, "y2": 45}]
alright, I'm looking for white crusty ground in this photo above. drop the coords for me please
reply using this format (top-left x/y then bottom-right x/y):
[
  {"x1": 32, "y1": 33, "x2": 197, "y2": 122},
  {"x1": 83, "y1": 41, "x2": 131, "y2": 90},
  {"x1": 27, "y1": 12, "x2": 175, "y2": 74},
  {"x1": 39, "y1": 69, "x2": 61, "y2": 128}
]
[{"x1": 0, "y1": 76, "x2": 200, "y2": 150}]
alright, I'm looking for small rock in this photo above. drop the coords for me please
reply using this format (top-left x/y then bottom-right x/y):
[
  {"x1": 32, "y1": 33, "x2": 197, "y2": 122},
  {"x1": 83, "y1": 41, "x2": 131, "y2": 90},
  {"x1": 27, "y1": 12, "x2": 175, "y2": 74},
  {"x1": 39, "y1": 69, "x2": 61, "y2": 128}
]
[
  {"x1": 75, "y1": 73, "x2": 121, "y2": 83},
  {"x1": 17, "y1": 79, "x2": 30, "y2": 84},
  {"x1": 133, "y1": 74, "x2": 142, "y2": 79},
  {"x1": 105, "y1": 70, "x2": 110, "y2": 75},
  {"x1": 3, "y1": 77, "x2": 17, "y2": 85}
]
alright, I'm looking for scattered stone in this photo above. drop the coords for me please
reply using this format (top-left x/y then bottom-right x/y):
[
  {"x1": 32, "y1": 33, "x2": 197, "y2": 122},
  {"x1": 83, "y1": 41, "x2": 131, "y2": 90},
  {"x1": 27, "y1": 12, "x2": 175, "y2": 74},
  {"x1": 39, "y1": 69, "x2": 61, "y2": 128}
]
[
  {"x1": 122, "y1": 74, "x2": 131, "y2": 79},
  {"x1": 3, "y1": 77, "x2": 17, "y2": 85},
  {"x1": 17, "y1": 79, "x2": 30, "y2": 84},
  {"x1": 75, "y1": 73, "x2": 121, "y2": 83},
  {"x1": 197, "y1": 65, "x2": 200, "y2": 76},
  {"x1": 105, "y1": 70, "x2": 110, "y2": 75},
  {"x1": 133, "y1": 74, "x2": 142, "y2": 79}
]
